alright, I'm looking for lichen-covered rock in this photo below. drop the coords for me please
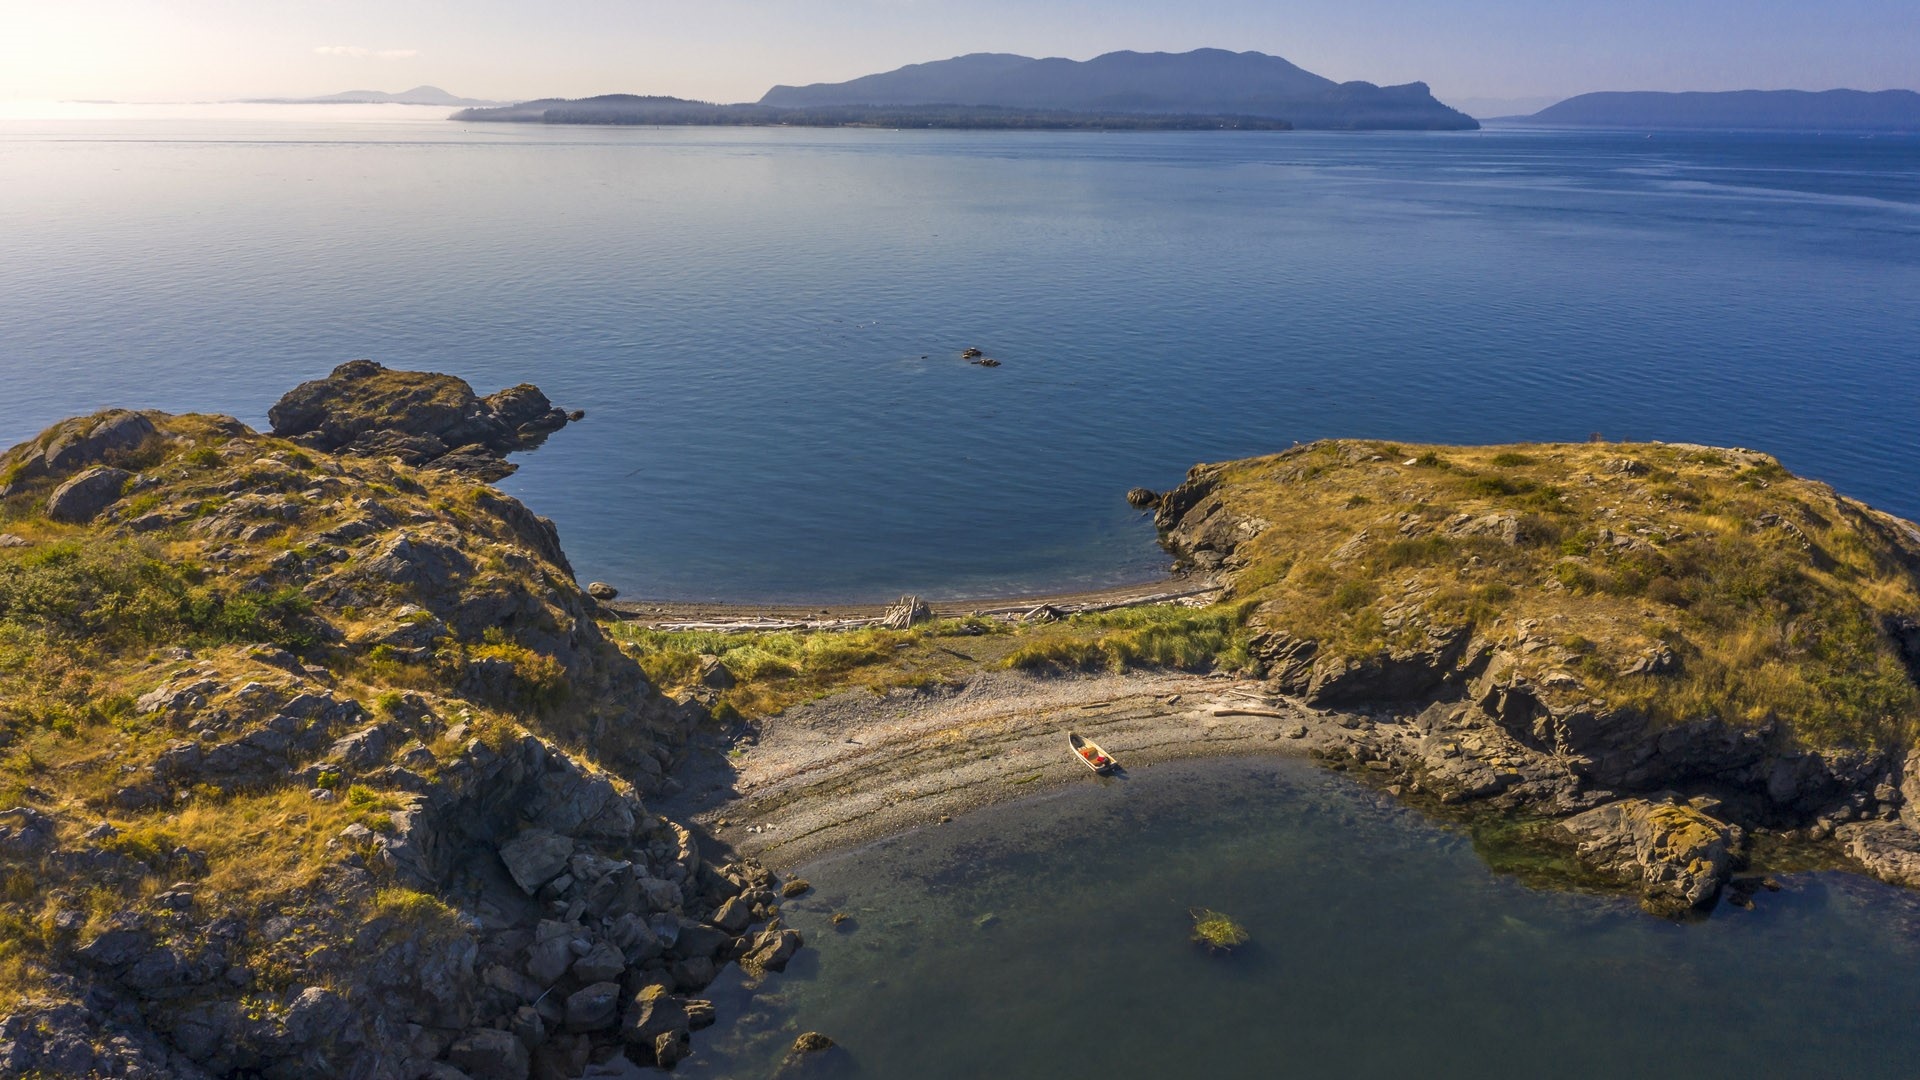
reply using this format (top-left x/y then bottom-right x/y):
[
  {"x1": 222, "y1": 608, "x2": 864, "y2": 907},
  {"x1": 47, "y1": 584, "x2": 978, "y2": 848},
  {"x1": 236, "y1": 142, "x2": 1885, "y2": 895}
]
[
  {"x1": 1560, "y1": 799, "x2": 1740, "y2": 914},
  {"x1": 45, "y1": 464, "x2": 132, "y2": 522}
]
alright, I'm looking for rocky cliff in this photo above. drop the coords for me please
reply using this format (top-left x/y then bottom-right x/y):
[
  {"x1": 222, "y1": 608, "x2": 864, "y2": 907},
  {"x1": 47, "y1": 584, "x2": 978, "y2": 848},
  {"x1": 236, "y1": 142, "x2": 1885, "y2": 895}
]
[
  {"x1": 0, "y1": 367, "x2": 799, "y2": 1077},
  {"x1": 1148, "y1": 439, "x2": 1920, "y2": 913}
]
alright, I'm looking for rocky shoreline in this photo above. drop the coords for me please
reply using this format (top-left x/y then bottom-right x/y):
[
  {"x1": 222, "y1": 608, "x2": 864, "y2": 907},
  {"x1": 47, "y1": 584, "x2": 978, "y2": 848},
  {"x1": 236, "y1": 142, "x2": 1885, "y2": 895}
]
[
  {"x1": 9, "y1": 370, "x2": 1920, "y2": 1077},
  {"x1": 1143, "y1": 444, "x2": 1920, "y2": 914}
]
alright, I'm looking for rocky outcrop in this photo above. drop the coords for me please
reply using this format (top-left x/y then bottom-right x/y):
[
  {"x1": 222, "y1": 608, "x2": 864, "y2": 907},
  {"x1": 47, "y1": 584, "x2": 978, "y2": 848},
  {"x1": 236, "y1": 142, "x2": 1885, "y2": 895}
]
[
  {"x1": 1559, "y1": 798, "x2": 1741, "y2": 914},
  {"x1": 0, "y1": 367, "x2": 800, "y2": 1078},
  {"x1": 267, "y1": 359, "x2": 575, "y2": 480},
  {"x1": 0, "y1": 408, "x2": 159, "y2": 499}
]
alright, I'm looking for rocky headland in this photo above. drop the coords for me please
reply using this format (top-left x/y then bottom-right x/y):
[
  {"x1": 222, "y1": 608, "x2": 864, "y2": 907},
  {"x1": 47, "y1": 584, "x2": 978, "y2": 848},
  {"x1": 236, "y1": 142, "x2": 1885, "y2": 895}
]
[
  {"x1": 0, "y1": 367, "x2": 801, "y2": 1078},
  {"x1": 1145, "y1": 439, "x2": 1920, "y2": 914}
]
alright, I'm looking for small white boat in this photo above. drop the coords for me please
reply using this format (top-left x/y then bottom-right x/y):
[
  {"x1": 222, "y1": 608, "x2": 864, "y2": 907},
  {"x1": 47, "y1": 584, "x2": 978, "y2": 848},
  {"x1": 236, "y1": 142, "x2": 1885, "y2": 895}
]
[{"x1": 1068, "y1": 732, "x2": 1116, "y2": 774}]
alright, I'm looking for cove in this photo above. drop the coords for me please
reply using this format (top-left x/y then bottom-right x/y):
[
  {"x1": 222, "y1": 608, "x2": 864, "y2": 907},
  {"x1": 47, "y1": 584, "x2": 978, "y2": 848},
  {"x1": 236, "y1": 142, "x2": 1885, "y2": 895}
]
[{"x1": 682, "y1": 757, "x2": 1920, "y2": 1078}]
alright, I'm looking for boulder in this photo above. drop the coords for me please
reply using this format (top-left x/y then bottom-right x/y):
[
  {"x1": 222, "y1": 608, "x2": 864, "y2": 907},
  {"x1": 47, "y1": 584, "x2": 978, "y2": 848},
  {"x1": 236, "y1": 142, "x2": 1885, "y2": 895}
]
[
  {"x1": 499, "y1": 829, "x2": 574, "y2": 895},
  {"x1": 45, "y1": 465, "x2": 131, "y2": 523},
  {"x1": 564, "y1": 981, "x2": 622, "y2": 1032},
  {"x1": 739, "y1": 925, "x2": 804, "y2": 977},
  {"x1": 1126, "y1": 487, "x2": 1159, "y2": 509},
  {"x1": 1560, "y1": 799, "x2": 1739, "y2": 913},
  {"x1": 775, "y1": 1032, "x2": 848, "y2": 1077},
  {"x1": 694, "y1": 655, "x2": 735, "y2": 690},
  {"x1": 447, "y1": 1028, "x2": 530, "y2": 1080},
  {"x1": 0, "y1": 806, "x2": 55, "y2": 857},
  {"x1": 570, "y1": 940, "x2": 626, "y2": 984},
  {"x1": 587, "y1": 581, "x2": 619, "y2": 601},
  {"x1": 710, "y1": 896, "x2": 752, "y2": 934},
  {"x1": 621, "y1": 985, "x2": 691, "y2": 1046}
]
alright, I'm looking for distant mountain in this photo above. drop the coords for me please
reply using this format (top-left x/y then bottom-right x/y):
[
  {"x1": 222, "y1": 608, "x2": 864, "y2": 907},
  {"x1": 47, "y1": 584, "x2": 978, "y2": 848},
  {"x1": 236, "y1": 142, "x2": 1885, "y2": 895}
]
[
  {"x1": 1514, "y1": 89, "x2": 1920, "y2": 131},
  {"x1": 453, "y1": 95, "x2": 1295, "y2": 131},
  {"x1": 758, "y1": 49, "x2": 1476, "y2": 130},
  {"x1": 245, "y1": 86, "x2": 504, "y2": 107}
]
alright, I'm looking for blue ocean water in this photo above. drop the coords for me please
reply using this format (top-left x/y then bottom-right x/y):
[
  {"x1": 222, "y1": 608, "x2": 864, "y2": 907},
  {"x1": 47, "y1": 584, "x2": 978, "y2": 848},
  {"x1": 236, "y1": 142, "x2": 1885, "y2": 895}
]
[{"x1": 2, "y1": 112, "x2": 1917, "y2": 600}]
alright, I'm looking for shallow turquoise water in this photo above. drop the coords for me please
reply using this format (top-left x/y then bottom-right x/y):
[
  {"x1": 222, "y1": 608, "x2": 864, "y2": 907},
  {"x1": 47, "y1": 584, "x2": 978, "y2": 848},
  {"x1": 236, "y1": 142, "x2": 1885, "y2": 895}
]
[
  {"x1": 682, "y1": 758, "x2": 1920, "y2": 1078},
  {"x1": 2, "y1": 119, "x2": 1917, "y2": 600}
]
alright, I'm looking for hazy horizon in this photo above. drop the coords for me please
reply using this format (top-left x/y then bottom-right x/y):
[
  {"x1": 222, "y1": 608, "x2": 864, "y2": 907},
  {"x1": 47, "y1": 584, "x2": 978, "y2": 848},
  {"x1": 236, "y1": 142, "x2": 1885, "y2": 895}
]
[{"x1": 3, "y1": 1, "x2": 1916, "y2": 112}]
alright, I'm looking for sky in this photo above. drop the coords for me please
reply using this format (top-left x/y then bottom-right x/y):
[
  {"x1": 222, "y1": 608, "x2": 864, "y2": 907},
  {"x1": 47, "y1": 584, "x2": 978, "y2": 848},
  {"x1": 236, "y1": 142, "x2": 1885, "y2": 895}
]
[{"x1": 2, "y1": 0, "x2": 1916, "y2": 111}]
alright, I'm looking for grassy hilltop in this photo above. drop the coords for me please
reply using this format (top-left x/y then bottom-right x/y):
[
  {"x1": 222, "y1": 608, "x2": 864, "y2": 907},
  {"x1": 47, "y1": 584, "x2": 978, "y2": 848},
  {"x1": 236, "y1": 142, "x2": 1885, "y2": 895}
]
[{"x1": 1155, "y1": 439, "x2": 1920, "y2": 751}]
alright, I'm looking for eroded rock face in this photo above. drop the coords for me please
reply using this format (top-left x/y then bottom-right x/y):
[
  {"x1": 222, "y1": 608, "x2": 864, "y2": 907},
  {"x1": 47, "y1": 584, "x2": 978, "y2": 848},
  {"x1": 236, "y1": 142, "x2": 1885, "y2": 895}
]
[
  {"x1": 267, "y1": 359, "x2": 574, "y2": 480},
  {"x1": 1560, "y1": 799, "x2": 1741, "y2": 914}
]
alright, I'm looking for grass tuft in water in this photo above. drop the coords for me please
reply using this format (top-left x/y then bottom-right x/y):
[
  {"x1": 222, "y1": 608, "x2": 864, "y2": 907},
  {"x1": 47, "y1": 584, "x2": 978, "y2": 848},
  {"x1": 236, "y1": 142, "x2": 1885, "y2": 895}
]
[{"x1": 1189, "y1": 908, "x2": 1250, "y2": 954}]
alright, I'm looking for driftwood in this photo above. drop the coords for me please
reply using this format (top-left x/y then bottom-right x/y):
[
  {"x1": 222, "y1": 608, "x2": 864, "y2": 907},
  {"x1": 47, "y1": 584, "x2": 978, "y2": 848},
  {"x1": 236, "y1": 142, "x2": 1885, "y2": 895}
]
[{"x1": 645, "y1": 583, "x2": 1225, "y2": 635}]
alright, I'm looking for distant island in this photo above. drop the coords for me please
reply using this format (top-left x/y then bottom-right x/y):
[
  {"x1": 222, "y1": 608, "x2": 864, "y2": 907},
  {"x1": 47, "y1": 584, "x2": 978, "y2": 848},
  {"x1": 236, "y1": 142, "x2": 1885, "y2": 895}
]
[
  {"x1": 1503, "y1": 88, "x2": 1920, "y2": 132},
  {"x1": 244, "y1": 85, "x2": 504, "y2": 107},
  {"x1": 758, "y1": 48, "x2": 1475, "y2": 130},
  {"x1": 456, "y1": 48, "x2": 1477, "y2": 131},
  {"x1": 454, "y1": 95, "x2": 1293, "y2": 130}
]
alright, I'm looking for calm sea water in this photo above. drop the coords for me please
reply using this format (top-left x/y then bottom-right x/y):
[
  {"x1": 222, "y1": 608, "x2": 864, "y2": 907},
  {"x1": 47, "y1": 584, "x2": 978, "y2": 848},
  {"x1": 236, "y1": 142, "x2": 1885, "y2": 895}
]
[
  {"x1": 2, "y1": 108, "x2": 1917, "y2": 600},
  {"x1": 684, "y1": 757, "x2": 1920, "y2": 1079}
]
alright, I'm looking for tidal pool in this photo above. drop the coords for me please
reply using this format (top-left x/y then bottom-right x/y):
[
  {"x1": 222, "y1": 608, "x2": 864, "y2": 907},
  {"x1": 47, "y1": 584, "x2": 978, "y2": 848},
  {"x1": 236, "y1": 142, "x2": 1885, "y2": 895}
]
[{"x1": 682, "y1": 757, "x2": 1920, "y2": 1078}]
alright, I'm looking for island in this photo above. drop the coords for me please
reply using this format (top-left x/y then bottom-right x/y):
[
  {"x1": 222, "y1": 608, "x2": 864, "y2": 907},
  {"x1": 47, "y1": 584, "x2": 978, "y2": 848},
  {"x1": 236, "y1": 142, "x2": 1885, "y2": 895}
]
[
  {"x1": 6, "y1": 365, "x2": 1920, "y2": 1074},
  {"x1": 1503, "y1": 88, "x2": 1920, "y2": 132},
  {"x1": 453, "y1": 48, "x2": 1478, "y2": 132}
]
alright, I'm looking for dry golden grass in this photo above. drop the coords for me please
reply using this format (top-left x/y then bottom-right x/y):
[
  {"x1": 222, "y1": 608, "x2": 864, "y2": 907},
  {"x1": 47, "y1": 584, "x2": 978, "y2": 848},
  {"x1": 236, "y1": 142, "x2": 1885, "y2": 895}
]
[{"x1": 1185, "y1": 439, "x2": 1920, "y2": 748}]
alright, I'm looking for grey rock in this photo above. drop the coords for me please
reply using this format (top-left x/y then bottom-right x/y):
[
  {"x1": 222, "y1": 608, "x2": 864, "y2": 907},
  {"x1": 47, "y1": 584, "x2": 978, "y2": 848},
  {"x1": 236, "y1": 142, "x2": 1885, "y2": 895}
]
[
  {"x1": 283, "y1": 985, "x2": 348, "y2": 1045},
  {"x1": 587, "y1": 581, "x2": 619, "y2": 601},
  {"x1": 45, "y1": 465, "x2": 132, "y2": 523},
  {"x1": 694, "y1": 654, "x2": 735, "y2": 690},
  {"x1": 0, "y1": 806, "x2": 55, "y2": 857},
  {"x1": 711, "y1": 895, "x2": 753, "y2": 934},
  {"x1": 447, "y1": 1027, "x2": 530, "y2": 1080},
  {"x1": 1838, "y1": 819, "x2": 1920, "y2": 888},
  {"x1": 570, "y1": 939, "x2": 627, "y2": 983},
  {"x1": 564, "y1": 981, "x2": 623, "y2": 1032},
  {"x1": 739, "y1": 925, "x2": 805, "y2": 977},
  {"x1": 670, "y1": 922, "x2": 731, "y2": 961},
  {"x1": 44, "y1": 410, "x2": 157, "y2": 474},
  {"x1": 499, "y1": 829, "x2": 574, "y2": 895}
]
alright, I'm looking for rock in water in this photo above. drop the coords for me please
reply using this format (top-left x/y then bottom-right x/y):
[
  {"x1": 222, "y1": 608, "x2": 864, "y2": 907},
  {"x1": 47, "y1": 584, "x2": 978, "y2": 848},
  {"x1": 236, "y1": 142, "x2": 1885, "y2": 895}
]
[
  {"x1": 1126, "y1": 486, "x2": 1160, "y2": 509},
  {"x1": 1559, "y1": 799, "x2": 1740, "y2": 914},
  {"x1": 776, "y1": 1031, "x2": 848, "y2": 1077},
  {"x1": 266, "y1": 359, "x2": 575, "y2": 479}
]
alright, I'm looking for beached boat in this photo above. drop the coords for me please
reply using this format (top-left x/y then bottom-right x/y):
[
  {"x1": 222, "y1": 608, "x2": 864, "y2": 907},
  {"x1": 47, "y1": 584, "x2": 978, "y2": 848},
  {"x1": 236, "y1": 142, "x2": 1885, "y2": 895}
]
[{"x1": 1069, "y1": 732, "x2": 1117, "y2": 774}]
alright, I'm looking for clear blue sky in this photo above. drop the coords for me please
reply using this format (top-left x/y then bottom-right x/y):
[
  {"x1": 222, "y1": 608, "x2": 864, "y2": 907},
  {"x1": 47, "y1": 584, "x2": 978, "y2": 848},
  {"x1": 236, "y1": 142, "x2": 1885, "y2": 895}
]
[{"x1": 3, "y1": 0, "x2": 1915, "y2": 106}]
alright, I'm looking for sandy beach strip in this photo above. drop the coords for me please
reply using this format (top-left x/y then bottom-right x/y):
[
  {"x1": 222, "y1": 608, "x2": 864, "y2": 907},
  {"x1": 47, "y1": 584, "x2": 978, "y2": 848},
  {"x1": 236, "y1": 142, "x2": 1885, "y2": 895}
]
[{"x1": 654, "y1": 669, "x2": 1360, "y2": 869}]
